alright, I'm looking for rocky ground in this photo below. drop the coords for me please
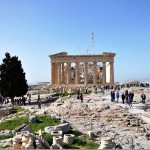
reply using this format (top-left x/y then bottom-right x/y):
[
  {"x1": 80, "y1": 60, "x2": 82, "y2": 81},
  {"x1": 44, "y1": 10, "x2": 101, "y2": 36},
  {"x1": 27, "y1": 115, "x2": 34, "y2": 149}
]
[
  {"x1": 1, "y1": 86, "x2": 150, "y2": 149},
  {"x1": 20, "y1": 86, "x2": 150, "y2": 149}
]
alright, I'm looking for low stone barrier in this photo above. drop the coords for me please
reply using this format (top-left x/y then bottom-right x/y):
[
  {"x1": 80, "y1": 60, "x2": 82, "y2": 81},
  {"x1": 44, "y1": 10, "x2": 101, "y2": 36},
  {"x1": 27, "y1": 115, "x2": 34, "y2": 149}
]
[{"x1": 44, "y1": 123, "x2": 70, "y2": 134}]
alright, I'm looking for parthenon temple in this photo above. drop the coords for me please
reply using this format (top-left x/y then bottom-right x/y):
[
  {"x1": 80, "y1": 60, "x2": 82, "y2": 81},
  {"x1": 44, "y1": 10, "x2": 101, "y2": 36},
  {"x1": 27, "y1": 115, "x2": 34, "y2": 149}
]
[{"x1": 49, "y1": 52, "x2": 116, "y2": 87}]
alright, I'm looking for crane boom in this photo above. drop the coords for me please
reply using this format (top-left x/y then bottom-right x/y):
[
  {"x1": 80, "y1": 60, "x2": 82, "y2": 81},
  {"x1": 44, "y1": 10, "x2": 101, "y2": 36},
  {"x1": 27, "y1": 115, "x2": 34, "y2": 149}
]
[{"x1": 87, "y1": 32, "x2": 94, "y2": 55}]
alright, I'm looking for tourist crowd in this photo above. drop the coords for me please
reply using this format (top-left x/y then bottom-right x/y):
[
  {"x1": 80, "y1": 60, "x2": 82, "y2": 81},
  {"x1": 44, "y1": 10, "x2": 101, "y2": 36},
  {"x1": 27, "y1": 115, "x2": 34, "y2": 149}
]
[{"x1": 110, "y1": 89, "x2": 147, "y2": 108}]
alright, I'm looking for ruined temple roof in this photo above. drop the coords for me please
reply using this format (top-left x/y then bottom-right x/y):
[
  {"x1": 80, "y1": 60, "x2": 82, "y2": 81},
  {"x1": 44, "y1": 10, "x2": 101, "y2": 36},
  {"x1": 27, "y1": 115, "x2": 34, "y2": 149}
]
[{"x1": 49, "y1": 51, "x2": 116, "y2": 58}]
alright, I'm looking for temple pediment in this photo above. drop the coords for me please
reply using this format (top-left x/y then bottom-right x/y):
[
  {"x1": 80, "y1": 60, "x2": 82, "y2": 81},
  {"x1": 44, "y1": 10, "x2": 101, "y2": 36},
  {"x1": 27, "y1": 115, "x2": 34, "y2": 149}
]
[{"x1": 49, "y1": 52, "x2": 67, "y2": 57}]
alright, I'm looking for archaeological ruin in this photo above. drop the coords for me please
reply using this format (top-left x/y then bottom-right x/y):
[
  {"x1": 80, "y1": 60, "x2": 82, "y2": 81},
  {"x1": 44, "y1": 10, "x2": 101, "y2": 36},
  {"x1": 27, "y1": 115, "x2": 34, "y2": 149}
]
[{"x1": 49, "y1": 52, "x2": 116, "y2": 87}]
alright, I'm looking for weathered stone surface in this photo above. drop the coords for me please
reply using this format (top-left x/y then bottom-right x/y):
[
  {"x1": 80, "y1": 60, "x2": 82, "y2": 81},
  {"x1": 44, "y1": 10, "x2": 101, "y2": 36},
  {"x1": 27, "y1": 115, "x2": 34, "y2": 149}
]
[
  {"x1": 12, "y1": 131, "x2": 49, "y2": 149},
  {"x1": 53, "y1": 136, "x2": 63, "y2": 146},
  {"x1": 98, "y1": 137, "x2": 116, "y2": 149},
  {"x1": 51, "y1": 130, "x2": 62, "y2": 137},
  {"x1": 50, "y1": 52, "x2": 115, "y2": 86},
  {"x1": 29, "y1": 115, "x2": 37, "y2": 123},
  {"x1": 21, "y1": 125, "x2": 32, "y2": 132},
  {"x1": 44, "y1": 126, "x2": 55, "y2": 133},
  {"x1": 87, "y1": 131, "x2": 95, "y2": 139},
  {"x1": 51, "y1": 144, "x2": 62, "y2": 149},
  {"x1": 40, "y1": 135, "x2": 51, "y2": 149},
  {"x1": 0, "y1": 107, "x2": 13, "y2": 116},
  {"x1": 55, "y1": 123, "x2": 70, "y2": 134},
  {"x1": 63, "y1": 134, "x2": 75, "y2": 144}
]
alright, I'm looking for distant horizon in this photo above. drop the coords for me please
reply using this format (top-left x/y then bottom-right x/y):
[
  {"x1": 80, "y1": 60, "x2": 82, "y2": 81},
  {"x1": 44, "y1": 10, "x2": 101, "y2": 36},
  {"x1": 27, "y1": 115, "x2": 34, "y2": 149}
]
[{"x1": 28, "y1": 79, "x2": 150, "y2": 86}]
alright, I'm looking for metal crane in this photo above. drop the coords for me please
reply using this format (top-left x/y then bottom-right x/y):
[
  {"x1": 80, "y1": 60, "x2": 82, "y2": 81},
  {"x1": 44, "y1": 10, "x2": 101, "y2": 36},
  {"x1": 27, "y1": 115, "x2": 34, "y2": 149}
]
[{"x1": 87, "y1": 32, "x2": 94, "y2": 55}]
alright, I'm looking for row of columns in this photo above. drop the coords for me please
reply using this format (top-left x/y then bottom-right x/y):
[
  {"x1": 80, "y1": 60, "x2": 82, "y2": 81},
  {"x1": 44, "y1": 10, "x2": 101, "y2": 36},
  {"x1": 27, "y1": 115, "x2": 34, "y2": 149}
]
[{"x1": 51, "y1": 61, "x2": 114, "y2": 85}]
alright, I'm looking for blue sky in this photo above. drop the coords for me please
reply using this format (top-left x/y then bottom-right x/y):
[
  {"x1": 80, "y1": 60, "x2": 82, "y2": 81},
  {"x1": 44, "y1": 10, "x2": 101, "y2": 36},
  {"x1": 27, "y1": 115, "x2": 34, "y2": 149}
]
[{"x1": 0, "y1": 0, "x2": 150, "y2": 84}]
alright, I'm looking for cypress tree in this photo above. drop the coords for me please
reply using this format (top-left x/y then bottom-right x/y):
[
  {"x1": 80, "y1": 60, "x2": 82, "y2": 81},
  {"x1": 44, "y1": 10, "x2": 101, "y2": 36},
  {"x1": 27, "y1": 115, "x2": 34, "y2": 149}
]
[{"x1": 0, "y1": 52, "x2": 28, "y2": 104}]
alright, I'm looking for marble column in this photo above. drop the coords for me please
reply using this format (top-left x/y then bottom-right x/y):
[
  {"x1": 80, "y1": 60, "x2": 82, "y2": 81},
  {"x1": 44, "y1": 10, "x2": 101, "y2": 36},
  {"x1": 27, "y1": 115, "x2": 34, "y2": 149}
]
[
  {"x1": 102, "y1": 62, "x2": 106, "y2": 85},
  {"x1": 99, "y1": 65, "x2": 101, "y2": 83},
  {"x1": 61, "y1": 62, "x2": 64, "y2": 84},
  {"x1": 55, "y1": 63, "x2": 58, "y2": 84},
  {"x1": 110, "y1": 61, "x2": 114, "y2": 84},
  {"x1": 84, "y1": 62, "x2": 88, "y2": 85},
  {"x1": 57, "y1": 63, "x2": 61, "y2": 84},
  {"x1": 75, "y1": 62, "x2": 79, "y2": 84},
  {"x1": 53, "y1": 63, "x2": 57, "y2": 84},
  {"x1": 67, "y1": 62, "x2": 71, "y2": 84},
  {"x1": 51, "y1": 63, "x2": 54, "y2": 84},
  {"x1": 93, "y1": 62, "x2": 97, "y2": 85}
]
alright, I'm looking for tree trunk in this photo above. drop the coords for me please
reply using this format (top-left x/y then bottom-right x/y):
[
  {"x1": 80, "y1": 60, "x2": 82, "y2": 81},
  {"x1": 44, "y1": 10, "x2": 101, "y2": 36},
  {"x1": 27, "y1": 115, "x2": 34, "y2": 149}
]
[{"x1": 11, "y1": 97, "x2": 14, "y2": 105}]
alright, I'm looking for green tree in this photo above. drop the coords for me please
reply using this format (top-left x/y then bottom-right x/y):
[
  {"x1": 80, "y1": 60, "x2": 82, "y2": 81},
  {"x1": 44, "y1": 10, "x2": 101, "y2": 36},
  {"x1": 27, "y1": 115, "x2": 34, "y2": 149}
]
[{"x1": 0, "y1": 52, "x2": 28, "y2": 104}]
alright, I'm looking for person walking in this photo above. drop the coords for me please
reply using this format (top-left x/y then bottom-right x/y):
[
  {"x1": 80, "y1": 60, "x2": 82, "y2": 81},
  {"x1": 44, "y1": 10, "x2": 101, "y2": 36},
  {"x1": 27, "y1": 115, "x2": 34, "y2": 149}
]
[
  {"x1": 110, "y1": 90, "x2": 113, "y2": 102},
  {"x1": 141, "y1": 93, "x2": 146, "y2": 104},
  {"x1": 111, "y1": 90, "x2": 115, "y2": 102},
  {"x1": 77, "y1": 89, "x2": 80, "y2": 99},
  {"x1": 121, "y1": 93, "x2": 125, "y2": 104},
  {"x1": 85, "y1": 87, "x2": 88, "y2": 94},
  {"x1": 128, "y1": 92, "x2": 132, "y2": 108},
  {"x1": 116, "y1": 91, "x2": 120, "y2": 103},
  {"x1": 80, "y1": 93, "x2": 83, "y2": 103},
  {"x1": 125, "y1": 90, "x2": 128, "y2": 104},
  {"x1": 130, "y1": 92, "x2": 134, "y2": 106}
]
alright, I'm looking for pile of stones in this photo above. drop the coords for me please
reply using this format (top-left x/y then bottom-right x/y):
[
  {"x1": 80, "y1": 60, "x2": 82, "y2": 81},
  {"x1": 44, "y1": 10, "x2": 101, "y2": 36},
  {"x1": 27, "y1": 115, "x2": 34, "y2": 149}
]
[
  {"x1": 12, "y1": 130, "x2": 50, "y2": 149},
  {"x1": 44, "y1": 122, "x2": 75, "y2": 149},
  {"x1": 12, "y1": 121, "x2": 76, "y2": 149}
]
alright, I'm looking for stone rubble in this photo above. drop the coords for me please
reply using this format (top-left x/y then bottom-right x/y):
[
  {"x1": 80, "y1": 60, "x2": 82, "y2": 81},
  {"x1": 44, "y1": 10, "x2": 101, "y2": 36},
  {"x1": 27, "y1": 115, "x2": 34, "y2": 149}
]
[
  {"x1": 0, "y1": 86, "x2": 150, "y2": 149},
  {"x1": 12, "y1": 130, "x2": 50, "y2": 149}
]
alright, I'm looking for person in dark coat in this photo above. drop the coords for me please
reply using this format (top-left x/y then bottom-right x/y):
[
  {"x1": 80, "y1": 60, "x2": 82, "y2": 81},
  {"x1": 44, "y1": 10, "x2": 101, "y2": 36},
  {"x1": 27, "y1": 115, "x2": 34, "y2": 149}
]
[
  {"x1": 128, "y1": 92, "x2": 132, "y2": 108},
  {"x1": 110, "y1": 90, "x2": 113, "y2": 102},
  {"x1": 85, "y1": 87, "x2": 88, "y2": 94},
  {"x1": 38, "y1": 94, "x2": 41, "y2": 108},
  {"x1": 77, "y1": 89, "x2": 80, "y2": 99},
  {"x1": 141, "y1": 93, "x2": 146, "y2": 104},
  {"x1": 111, "y1": 90, "x2": 115, "y2": 102},
  {"x1": 80, "y1": 93, "x2": 83, "y2": 103},
  {"x1": 125, "y1": 90, "x2": 128, "y2": 103},
  {"x1": 121, "y1": 93, "x2": 125, "y2": 104},
  {"x1": 130, "y1": 92, "x2": 134, "y2": 106}
]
